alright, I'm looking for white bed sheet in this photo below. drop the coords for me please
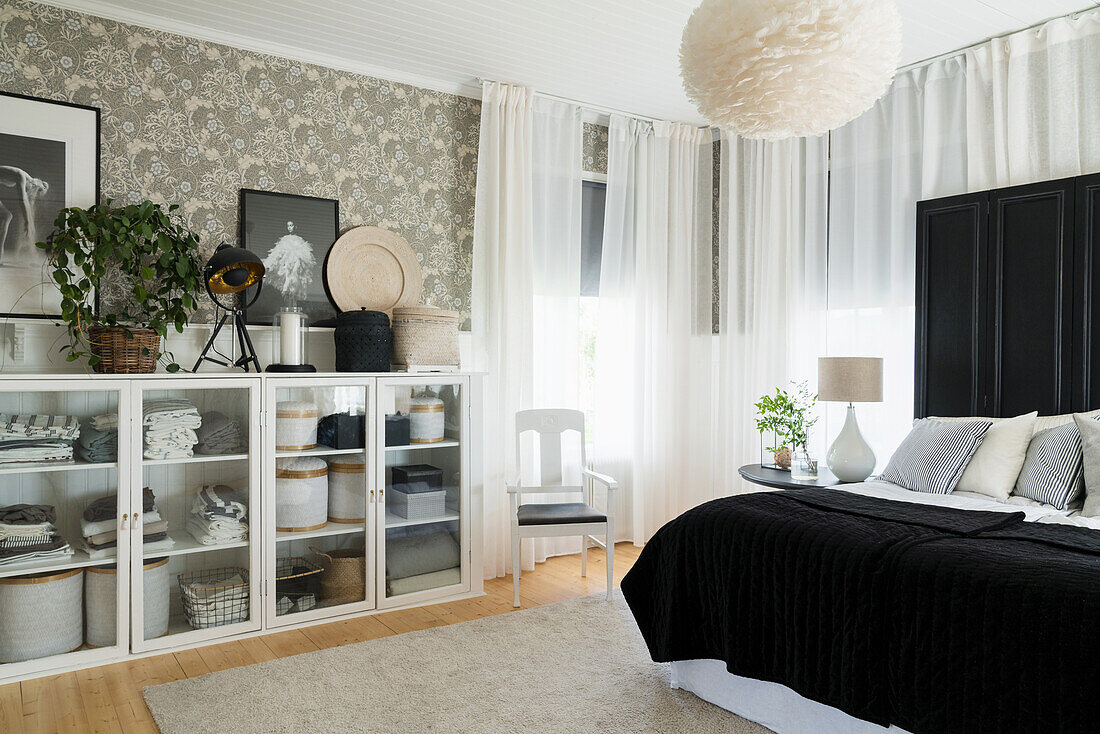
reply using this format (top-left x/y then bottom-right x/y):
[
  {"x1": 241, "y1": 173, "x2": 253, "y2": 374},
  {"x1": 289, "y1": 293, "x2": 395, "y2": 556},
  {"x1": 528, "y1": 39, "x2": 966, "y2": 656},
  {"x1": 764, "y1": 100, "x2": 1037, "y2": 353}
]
[{"x1": 672, "y1": 479, "x2": 1079, "y2": 733}]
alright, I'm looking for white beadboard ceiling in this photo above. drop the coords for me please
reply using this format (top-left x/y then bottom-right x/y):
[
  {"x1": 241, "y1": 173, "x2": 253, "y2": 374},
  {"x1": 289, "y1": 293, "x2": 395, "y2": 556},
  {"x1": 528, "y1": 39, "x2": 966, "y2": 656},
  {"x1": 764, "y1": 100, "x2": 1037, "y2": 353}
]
[{"x1": 44, "y1": 0, "x2": 1099, "y2": 124}]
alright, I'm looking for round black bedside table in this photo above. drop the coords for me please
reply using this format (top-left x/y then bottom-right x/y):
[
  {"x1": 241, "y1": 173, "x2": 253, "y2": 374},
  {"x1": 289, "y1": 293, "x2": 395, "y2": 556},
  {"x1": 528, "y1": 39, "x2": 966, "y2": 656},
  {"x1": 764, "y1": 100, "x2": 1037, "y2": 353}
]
[{"x1": 738, "y1": 463, "x2": 841, "y2": 490}]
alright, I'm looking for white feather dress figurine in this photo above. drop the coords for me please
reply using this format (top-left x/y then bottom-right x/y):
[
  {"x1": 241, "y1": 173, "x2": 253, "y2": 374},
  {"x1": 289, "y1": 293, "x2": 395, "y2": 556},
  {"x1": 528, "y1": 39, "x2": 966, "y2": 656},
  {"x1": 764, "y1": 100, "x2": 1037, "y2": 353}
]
[{"x1": 263, "y1": 221, "x2": 316, "y2": 306}]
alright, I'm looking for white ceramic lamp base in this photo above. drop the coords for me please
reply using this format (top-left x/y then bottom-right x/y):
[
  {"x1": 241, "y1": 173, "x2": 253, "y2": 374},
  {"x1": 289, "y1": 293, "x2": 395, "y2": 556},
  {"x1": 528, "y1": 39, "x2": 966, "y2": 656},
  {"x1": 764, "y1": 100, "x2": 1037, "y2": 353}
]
[{"x1": 826, "y1": 404, "x2": 876, "y2": 483}]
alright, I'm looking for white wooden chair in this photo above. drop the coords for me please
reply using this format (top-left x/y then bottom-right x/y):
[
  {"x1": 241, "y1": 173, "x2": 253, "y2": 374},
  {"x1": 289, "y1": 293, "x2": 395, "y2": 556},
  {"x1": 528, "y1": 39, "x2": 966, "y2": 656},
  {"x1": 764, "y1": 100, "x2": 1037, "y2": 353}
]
[{"x1": 508, "y1": 408, "x2": 617, "y2": 608}]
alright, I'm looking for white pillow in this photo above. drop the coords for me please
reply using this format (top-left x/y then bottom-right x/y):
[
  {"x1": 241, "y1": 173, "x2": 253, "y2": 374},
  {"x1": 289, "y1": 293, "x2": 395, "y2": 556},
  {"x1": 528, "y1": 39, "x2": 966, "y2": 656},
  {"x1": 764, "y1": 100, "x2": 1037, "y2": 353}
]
[
  {"x1": 943, "y1": 412, "x2": 1036, "y2": 499},
  {"x1": 1034, "y1": 408, "x2": 1100, "y2": 432},
  {"x1": 1074, "y1": 414, "x2": 1100, "y2": 517}
]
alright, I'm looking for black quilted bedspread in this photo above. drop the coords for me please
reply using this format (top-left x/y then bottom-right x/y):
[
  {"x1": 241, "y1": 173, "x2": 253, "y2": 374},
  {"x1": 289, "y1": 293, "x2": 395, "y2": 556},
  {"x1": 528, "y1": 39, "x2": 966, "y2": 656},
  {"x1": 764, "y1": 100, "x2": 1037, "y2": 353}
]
[{"x1": 620, "y1": 488, "x2": 1100, "y2": 733}]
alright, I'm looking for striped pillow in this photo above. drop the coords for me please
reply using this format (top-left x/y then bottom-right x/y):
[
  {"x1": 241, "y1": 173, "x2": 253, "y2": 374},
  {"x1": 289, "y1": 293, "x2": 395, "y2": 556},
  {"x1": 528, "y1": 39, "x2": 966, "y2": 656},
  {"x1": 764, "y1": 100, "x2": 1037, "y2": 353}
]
[
  {"x1": 880, "y1": 419, "x2": 993, "y2": 494},
  {"x1": 1014, "y1": 422, "x2": 1087, "y2": 509}
]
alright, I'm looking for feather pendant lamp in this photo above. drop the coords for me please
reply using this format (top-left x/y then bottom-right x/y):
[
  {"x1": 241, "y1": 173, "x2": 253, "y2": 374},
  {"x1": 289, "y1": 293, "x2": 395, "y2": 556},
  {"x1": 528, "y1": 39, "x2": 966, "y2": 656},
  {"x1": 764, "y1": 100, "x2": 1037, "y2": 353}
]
[{"x1": 680, "y1": 0, "x2": 902, "y2": 140}]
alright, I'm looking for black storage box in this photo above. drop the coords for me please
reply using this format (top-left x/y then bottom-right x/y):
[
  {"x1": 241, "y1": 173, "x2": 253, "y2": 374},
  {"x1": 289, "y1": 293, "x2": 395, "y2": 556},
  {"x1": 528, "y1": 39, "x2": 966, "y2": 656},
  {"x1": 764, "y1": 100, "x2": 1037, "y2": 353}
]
[
  {"x1": 334, "y1": 308, "x2": 392, "y2": 372},
  {"x1": 318, "y1": 412, "x2": 365, "y2": 449},
  {"x1": 391, "y1": 464, "x2": 443, "y2": 494},
  {"x1": 385, "y1": 413, "x2": 411, "y2": 447}
]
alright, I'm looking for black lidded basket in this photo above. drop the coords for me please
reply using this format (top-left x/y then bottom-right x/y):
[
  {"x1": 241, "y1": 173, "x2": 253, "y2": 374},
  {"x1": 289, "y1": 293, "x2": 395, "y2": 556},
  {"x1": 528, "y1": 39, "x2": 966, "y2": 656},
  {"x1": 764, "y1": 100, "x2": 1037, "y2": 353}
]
[{"x1": 334, "y1": 308, "x2": 392, "y2": 372}]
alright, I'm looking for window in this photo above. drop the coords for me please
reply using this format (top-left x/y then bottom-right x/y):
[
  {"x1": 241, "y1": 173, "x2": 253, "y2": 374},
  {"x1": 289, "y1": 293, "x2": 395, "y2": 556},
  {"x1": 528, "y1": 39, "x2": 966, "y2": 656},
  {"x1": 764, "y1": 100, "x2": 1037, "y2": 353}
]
[{"x1": 579, "y1": 180, "x2": 606, "y2": 445}]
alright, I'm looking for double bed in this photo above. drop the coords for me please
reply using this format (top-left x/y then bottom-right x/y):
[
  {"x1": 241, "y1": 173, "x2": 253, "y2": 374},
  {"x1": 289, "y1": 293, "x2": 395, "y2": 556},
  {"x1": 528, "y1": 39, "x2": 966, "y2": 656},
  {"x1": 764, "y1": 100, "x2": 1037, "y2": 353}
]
[{"x1": 621, "y1": 478, "x2": 1100, "y2": 734}]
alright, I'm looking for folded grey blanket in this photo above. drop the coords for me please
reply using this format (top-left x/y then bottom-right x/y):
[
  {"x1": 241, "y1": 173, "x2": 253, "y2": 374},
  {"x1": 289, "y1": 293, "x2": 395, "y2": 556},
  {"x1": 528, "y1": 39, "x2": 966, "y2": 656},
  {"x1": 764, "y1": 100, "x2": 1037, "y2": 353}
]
[
  {"x1": 77, "y1": 424, "x2": 118, "y2": 463},
  {"x1": 0, "y1": 503, "x2": 57, "y2": 525},
  {"x1": 84, "y1": 487, "x2": 155, "y2": 522},
  {"x1": 195, "y1": 411, "x2": 243, "y2": 455}
]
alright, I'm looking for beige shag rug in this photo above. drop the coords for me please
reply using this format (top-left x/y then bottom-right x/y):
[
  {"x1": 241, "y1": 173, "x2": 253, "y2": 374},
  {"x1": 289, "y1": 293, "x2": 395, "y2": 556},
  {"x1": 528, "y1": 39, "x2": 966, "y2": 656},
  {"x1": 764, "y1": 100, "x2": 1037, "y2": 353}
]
[{"x1": 143, "y1": 593, "x2": 771, "y2": 733}]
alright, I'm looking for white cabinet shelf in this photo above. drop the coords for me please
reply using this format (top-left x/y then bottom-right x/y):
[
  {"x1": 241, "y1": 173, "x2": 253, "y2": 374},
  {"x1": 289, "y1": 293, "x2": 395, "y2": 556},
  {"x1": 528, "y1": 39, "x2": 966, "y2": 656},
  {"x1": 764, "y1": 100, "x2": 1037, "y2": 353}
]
[
  {"x1": 384, "y1": 439, "x2": 460, "y2": 452},
  {"x1": 143, "y1": 532, "x2": 250, "y2": 559},
  {"x1": 141, "y1": 452, "x2": 249, "y2": 466},
  {"x1": 0, "y1": 459, "x2": 117, "y2": 476},
  {"x1": 274, "y1": 444, "x2": 365, "y2": 459},
  {"x1": 274, "y1": 524, "x2": 364, "y2": 543},
  {"x1": 0, "y1": 548, "x2": 109, "y2": 580},
  {"x1": 384, "y1": 509, "x2": 460, "y2": 529}
]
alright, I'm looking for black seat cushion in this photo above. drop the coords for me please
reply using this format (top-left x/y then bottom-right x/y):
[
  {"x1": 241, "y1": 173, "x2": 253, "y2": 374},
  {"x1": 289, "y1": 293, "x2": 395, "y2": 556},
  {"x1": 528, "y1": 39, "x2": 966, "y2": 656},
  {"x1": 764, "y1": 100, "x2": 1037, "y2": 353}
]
[{"x1": 517, "y1": 502, "x2": 606, "y2": 526}]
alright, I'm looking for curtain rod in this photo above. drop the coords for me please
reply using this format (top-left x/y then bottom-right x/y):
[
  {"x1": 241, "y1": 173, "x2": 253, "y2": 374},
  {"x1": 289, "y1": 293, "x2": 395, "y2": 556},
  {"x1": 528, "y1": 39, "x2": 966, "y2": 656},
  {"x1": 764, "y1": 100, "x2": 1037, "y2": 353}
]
[
  {"x1": 475, "y1": 77, "x2": 711, "y2": 129},
  {"x1": 896, "y1": 5, "x2": 1100, "y2": 73}
]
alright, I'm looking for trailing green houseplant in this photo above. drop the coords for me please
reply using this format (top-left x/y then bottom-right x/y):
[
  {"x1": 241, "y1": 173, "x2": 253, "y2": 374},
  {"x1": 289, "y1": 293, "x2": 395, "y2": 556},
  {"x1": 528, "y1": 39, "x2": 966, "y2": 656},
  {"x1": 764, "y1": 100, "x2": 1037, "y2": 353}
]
[
  {"x1": 40, "y1": 198, "x2": 203, "y2": 373},
  {"x1": 754, "y1": 381, "x2": 818, "y2": 469}
]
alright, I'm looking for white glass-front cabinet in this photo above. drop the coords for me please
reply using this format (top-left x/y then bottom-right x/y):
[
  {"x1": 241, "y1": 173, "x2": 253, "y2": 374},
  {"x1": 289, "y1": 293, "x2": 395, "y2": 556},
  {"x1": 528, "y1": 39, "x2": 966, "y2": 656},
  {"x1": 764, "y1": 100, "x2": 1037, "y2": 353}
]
[
  {"x1": 264, "y1": 378, "x2": 376, "y2": 626},
  {"x1": 0, "y1": 380, "x2": 131, "y2": 679},
  {"x1": 129, "y1": 378, "x2": 263, "y2": 652},
  {"x1": 377, "y1": 375, "x2": 470, "y2": 608},
  {"x1": 0, "y1": 373, "x2": 479, "y2": 683}
]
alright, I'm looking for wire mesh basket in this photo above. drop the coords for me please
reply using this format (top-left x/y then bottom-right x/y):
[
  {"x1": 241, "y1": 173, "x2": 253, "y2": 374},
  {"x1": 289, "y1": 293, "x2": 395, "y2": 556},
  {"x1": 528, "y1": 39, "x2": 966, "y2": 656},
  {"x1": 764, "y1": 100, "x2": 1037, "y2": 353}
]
[
  {"x1": 178, "y1": 567, "x2": 249, "y2": 630},
  {"x1": 274, "y1": 557, "x2": 323, "y2": 616}
]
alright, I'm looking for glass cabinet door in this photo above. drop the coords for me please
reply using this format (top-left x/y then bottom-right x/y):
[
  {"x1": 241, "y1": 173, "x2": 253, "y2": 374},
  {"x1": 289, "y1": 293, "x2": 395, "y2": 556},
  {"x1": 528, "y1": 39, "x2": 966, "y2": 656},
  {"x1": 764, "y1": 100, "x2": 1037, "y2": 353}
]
[
  {"x1": 265, "y1": 378, "x2": 374, "y2": 627},
  {"x1": 130, "y1": 378, "x2": 262, "y2": 652},
  {"x1": 377, "y1": 376, "x2": 468, "y2": 608},
  {"x1": 0, "y1": 381, "x2": 130, "y2": 680}
]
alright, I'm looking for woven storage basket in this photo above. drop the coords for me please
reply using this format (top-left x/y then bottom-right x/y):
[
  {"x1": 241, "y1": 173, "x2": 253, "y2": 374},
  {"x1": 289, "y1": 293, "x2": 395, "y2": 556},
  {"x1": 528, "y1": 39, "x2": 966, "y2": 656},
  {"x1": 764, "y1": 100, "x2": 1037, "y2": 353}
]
[
  {"x1": 328, "y1": 453, "x2": 367, "y2": 523},
  {"x1": 85, "y1": 557, "x2": 169, "y2": 648},
  {"x1": 178, "y1": 567, "x2": 249, "y2": 630},
  {"x1": 391, "y1": 307, "x2": 460, "y2": 369},
  {"x1": 276, "y1": 456, "x2": 329, "y2": 531},
  {"x1": 0, "y1": 568, "x2": 84, "y2": 663},
  {"x1": 310, "y1": 546, "x2": 366, "y2": 605},
  {"x1": 275, "y1": 400, "x2": 319, "y2": 450},
  {"x1": 87, "y1": 326, "x2": 160, "y2": 373}
]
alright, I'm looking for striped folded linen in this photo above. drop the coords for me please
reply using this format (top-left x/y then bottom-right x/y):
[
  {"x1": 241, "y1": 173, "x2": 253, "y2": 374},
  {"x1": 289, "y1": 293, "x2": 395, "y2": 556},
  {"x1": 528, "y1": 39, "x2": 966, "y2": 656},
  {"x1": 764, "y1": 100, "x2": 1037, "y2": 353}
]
[
  {"x1": 879, "y1": 418, "x2": 993, "y2": 494},
  {"x1": 0, "y1": 413, "x2": 80, "y2": 441}
]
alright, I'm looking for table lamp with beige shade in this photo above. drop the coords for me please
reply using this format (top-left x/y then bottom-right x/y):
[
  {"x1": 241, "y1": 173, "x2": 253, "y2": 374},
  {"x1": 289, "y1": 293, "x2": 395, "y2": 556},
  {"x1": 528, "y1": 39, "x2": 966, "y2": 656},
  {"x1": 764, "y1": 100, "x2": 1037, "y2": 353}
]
[{"x1": 818, "y1": 357, "x2": 883, "y2": 483}]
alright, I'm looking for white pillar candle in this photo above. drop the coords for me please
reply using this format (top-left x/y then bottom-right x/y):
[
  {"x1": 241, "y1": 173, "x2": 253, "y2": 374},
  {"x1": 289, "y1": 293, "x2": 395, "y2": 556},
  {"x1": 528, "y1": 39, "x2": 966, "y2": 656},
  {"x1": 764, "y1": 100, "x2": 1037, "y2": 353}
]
[{"x1": 279, "y1": 311, "x2": 304, "y2": 365}]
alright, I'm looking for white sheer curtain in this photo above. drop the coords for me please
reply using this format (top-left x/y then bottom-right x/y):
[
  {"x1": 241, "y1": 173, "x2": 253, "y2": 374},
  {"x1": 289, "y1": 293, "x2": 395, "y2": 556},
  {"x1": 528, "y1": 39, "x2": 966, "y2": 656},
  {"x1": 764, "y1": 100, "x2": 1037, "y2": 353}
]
[
  {"x1": 593, "y1": 116, "x2": 714, "y2": 544},
  {"x1": 472, "y1": 82, "x2": 582, "y2": 578},
  {"x1": 824, "y1": 58, "x2": 968, "y2": 469},
  {"x1": 967, "y1": 9, "x2": 1100, "y2": 190},
  {"x1": 716, "y1": 133, "x2": 829, "y2": 490}
]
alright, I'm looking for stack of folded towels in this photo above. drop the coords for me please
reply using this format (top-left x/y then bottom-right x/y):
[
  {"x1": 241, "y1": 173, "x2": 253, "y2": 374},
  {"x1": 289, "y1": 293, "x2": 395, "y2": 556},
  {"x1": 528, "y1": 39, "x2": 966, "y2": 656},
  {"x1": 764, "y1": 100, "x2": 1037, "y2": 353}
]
[
  {"x1": 80, "y1": 487, "x2": 175, "y2": 559},
  {"x1": 143, "y1": 399, "x2": 201, "y2": 459},
  {"x1": 187, "y1": 484, "x2": 248, "y2": 546},
  {"x1": 0, "y1": 413, "x2": 80, "y2": 465},
  {"x1": 0, "y1": 503, "x2": 73, "y2": 566},
  {"x1": 194, "y1": 412, "x2": 244, "y2": 455},
  {"x1": 77, "y1": 417, "x2": 118, "y2": 463}
]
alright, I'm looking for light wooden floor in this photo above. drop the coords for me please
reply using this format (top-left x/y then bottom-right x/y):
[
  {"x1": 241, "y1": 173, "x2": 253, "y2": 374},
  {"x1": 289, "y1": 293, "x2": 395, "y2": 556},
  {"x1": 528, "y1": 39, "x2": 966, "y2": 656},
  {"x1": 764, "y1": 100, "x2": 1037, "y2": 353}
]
[{"x1": 0, "y1": 543, "x2": 640, "y2": 734}]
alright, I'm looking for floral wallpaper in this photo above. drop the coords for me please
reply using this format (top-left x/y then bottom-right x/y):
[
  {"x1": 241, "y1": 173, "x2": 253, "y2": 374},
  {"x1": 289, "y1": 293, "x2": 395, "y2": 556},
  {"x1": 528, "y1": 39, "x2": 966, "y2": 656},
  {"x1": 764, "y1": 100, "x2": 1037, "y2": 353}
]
[
  {"x1": 0, "y1": 0, "x2": 479, "y2": 325},
  {"x1": 582, "y1": 122, "x2": 608, "y2": 175}
]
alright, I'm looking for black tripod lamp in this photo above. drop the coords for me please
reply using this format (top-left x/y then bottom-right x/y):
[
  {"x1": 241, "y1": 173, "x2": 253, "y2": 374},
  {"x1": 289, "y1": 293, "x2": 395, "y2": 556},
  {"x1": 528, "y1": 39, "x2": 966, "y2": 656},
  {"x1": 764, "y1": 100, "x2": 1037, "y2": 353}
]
[{"x1": 192, "y1": 244, "x2": 266, "y2": 372}]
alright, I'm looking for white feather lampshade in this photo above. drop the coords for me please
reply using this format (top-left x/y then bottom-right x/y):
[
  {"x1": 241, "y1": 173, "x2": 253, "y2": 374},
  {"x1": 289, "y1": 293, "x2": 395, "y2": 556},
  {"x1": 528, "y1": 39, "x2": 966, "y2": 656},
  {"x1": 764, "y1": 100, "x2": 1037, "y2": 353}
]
[{"x1": 680, "y1": 0, "x2": 902, "y2": 140}]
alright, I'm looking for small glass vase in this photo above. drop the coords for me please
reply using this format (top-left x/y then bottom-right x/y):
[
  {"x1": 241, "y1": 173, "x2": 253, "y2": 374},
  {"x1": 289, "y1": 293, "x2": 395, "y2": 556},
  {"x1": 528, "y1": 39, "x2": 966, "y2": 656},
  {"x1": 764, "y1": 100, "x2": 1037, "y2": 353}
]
[
  {"x1": 790, "y1": 449, "x2": 819, "y2": 481},
  {"x1": 760, "y1": 432, "x2": 790, "y2": 470}
]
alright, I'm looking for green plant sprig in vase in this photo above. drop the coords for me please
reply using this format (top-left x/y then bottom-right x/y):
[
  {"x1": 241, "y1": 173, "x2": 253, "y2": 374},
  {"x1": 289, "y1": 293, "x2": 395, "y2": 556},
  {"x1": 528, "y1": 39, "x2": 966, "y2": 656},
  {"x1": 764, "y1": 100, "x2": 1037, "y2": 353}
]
[
  {"x1": 754, "y1": 381, "x2": 818, "y2": 470},
  {"x1": 40, "y1": 198, "x2": 203, "y2": 373}
]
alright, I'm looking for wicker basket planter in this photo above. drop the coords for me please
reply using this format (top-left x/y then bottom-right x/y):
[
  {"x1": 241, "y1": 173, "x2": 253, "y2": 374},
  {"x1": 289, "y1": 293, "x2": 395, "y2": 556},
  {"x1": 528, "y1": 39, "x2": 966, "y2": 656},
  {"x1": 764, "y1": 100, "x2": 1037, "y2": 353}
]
[
  {"x1": 276, "y1": 456, "x2": 329, "y2": 531},
  {"x1": 87, "y1": 326, "x2": 161, "y2": 373},
  {"x1": 85, "y1": 557, "x2": 170, "y2": 648},
  {"x1": 391, "y1": 307, "x2": 460, "y2": 370},
  {"x1": 311, "y1": 546, "x2": 366, "y2": 605},
  {"x1": 0, "y1": 568, "x2": 84, "y2": 663}
]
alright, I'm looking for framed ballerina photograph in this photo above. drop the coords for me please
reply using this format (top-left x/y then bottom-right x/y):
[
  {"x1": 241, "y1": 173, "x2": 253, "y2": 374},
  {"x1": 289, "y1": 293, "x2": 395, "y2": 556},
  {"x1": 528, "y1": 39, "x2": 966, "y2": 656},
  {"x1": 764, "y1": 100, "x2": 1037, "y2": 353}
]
[
  {"x1": 0, "y1": 92, "x2": 100, "y2": 319},
  {"x1": 239, "y1": 189, "x2": 340, "y2": 325}
]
